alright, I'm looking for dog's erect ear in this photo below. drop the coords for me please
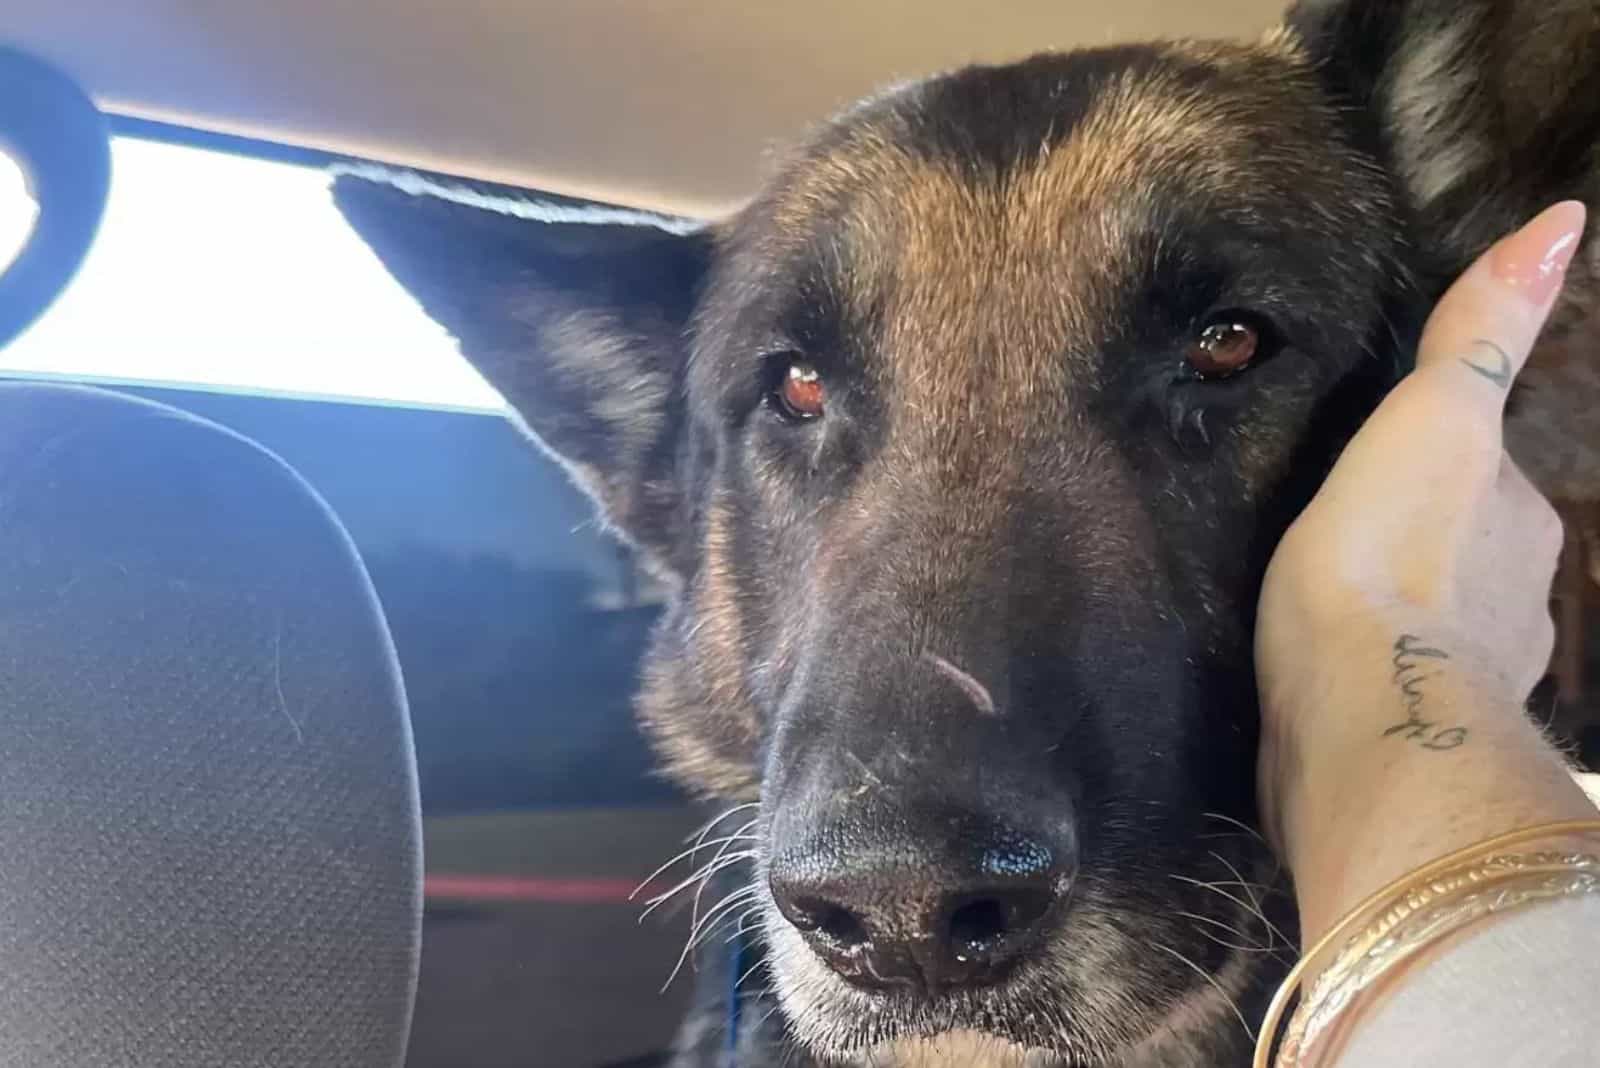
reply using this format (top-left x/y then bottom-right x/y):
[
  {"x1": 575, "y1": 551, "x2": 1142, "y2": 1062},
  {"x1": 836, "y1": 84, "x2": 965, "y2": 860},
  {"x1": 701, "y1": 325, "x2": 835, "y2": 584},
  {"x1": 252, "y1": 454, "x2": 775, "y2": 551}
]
[
  {"x1": 332, "y1": 167, "x2": 714, "y2": 576},
  {"x1": 1287, "y1": 0, "x2": 1599, "y2": 274},
  {"x1": 1287, "y1": 0, "x2": 1598, "y2": 503}
]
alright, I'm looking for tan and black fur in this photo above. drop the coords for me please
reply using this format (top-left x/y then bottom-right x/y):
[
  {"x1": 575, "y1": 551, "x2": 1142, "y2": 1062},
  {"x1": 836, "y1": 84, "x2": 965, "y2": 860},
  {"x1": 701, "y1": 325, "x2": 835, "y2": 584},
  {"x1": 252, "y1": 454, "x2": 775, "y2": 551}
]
[{"x1": 334, "y1": 1, "x2": 1599, "y2": 1064}]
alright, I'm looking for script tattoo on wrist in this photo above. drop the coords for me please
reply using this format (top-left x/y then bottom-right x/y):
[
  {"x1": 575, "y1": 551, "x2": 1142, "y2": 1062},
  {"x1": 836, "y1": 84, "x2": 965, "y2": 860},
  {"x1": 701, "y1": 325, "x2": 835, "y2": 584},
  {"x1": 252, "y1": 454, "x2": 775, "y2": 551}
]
[{"x1": 1383, "y1": 634, "x2": 1469, "y2": 751}]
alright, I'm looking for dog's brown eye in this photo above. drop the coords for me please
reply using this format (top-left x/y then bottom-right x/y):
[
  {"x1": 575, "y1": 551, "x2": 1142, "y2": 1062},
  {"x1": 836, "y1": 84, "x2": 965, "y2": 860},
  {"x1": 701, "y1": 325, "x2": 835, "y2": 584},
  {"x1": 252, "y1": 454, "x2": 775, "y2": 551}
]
[
  {"x1": 1184, "y1": 321, "x2": 1258, "y2": 378},
  {"x1": 774, "y1": 360, "x2": 825, "y2": 421}
]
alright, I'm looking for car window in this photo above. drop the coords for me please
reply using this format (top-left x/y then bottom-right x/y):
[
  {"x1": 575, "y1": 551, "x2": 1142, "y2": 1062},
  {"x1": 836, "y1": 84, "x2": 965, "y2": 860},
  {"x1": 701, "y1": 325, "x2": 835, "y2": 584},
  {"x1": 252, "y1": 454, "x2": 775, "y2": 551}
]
[
  {"x1": 1, "y1": 135, "x2": 498, "y2": 409},
  {"x1": 1, "y1": 131, "x2": 696, "y2": 1068},
  {"x1": 0, "y1": 151, "x2": 38, "y2": 273}
]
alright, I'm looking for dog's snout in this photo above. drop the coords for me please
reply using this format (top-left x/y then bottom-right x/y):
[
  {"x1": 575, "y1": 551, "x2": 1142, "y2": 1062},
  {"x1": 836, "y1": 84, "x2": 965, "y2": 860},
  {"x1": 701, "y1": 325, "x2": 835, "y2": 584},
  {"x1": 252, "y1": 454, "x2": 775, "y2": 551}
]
[{"x1": 768, "y1": 821, "x2": 1072, "y2": 994}]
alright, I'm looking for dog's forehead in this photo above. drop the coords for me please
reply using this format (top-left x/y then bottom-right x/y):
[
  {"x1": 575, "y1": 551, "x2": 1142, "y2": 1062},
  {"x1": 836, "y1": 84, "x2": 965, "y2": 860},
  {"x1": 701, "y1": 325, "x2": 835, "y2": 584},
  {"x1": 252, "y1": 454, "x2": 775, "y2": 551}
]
[{"x1": 719, "y1": 37, "x2": 1335, "y2": 336}]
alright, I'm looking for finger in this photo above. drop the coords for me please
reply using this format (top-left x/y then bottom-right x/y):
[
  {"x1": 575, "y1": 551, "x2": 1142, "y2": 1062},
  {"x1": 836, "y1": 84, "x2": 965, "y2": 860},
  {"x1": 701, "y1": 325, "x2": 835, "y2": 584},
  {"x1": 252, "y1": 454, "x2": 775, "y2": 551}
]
[{"x1": 1413, "y1": 201, "x2": 1586, "y2": 411}]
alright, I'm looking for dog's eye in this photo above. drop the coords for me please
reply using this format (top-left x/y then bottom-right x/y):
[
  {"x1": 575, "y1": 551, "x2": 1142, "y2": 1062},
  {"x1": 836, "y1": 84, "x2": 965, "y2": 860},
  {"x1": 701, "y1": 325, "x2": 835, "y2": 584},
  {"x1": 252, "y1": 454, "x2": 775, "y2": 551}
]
[
  {"x1": 770, "y1": 357, "x2": 826, "y2": 422},
  {"x1": 1183, "y1": 319, "x2": 1259, "y2": 379}
]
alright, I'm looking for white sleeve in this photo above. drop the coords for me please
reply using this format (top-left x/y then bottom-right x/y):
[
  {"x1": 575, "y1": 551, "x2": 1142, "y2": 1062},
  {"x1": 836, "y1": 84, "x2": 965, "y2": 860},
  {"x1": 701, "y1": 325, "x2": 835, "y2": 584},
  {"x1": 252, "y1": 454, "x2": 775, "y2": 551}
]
[{"x1": 1332, "y1": 894, "x2": 1600, "y2": 1066}]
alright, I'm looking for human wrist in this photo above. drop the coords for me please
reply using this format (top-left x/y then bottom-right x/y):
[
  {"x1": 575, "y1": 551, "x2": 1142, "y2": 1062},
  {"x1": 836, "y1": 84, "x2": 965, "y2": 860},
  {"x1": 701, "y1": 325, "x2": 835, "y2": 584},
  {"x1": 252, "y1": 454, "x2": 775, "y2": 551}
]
[
  {"x1": 1258, "y1": 612, "x2": 1521, "y2": 752},
  {"x1": 1282, "y1": 713, "x2": 1585, "y2": 941},
  {"x1": 1260, "y1": 624, "x2": 1593, "y2": 939}
]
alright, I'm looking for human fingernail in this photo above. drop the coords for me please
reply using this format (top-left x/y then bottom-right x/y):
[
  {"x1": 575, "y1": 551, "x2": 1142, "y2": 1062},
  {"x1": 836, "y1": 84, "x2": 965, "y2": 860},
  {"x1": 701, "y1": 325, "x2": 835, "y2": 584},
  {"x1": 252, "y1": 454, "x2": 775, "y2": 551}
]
[{"x1": 1490, "y1": 201, "x2": 1587, "y2": 306}]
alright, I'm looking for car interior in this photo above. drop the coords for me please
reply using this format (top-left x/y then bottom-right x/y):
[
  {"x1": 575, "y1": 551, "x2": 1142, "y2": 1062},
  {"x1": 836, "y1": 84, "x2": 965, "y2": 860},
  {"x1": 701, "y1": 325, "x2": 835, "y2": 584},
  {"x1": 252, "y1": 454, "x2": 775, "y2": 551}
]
[{"x1": 1, "y1": 4, "x2": 1597, "y2": 1067}]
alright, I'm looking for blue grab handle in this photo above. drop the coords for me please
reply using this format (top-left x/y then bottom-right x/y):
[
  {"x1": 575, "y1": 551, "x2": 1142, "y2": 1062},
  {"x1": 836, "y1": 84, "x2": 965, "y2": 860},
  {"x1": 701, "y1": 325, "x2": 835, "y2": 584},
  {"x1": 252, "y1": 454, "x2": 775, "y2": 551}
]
[{"x1": 0, "y1": 46, "x2": 111, "y2": 350}]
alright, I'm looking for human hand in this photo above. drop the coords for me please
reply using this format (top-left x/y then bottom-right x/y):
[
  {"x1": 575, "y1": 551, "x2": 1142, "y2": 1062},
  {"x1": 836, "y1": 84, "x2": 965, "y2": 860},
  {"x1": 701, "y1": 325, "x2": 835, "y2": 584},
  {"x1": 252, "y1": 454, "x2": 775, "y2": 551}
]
[{"x1": 1255, "y1": 201, "x2": 1588, "y2": 871}]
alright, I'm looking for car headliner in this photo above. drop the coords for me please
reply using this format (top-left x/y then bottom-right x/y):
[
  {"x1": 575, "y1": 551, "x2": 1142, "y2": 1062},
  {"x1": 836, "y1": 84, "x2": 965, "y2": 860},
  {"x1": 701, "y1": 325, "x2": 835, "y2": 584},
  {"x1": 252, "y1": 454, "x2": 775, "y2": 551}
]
[{"x1": 9, "y1": 1, "x2": 1281, "y2": 216}]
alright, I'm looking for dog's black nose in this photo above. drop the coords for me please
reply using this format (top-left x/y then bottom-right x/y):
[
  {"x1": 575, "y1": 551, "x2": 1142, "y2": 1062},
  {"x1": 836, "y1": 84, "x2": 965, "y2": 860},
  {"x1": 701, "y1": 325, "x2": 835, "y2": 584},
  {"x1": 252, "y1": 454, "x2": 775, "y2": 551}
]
[{"x1": 768, "y1": 820, "x2": 1071, "y2": 993}]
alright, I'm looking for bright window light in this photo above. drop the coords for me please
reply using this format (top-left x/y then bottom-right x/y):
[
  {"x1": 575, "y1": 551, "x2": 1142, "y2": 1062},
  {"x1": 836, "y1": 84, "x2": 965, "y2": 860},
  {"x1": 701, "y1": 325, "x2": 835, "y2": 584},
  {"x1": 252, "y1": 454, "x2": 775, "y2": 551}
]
[
  {"x1": 0, "y1": 151, "x2": 38, "y2": 273},
  {"x1": 0, "y1": 136, "x2": 506, "y2": 411}
]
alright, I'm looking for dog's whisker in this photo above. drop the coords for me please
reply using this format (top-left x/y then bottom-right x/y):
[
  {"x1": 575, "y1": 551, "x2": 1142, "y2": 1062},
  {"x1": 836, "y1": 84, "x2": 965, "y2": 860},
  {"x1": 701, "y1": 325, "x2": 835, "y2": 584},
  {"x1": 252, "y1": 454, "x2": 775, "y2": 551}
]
[
  {"x1": 689, "y1": 819, "x2": 763, "y2": 925},
  {"x1": 638, "y1": 849, "x2": 756, "y2": 922},
  {"x1": 632, "y1": 826, "x2": 759, "y2": 899},
  {"x1": 1200, "y1": 811, "x2": 1269, "y2": 845},
  {"x1": 682, "y1": 851, "x2": 758, "y2": 935},
  {"x1": 661, "y1": 884, "x2": 762, "y2": 992},
  {"x1": 724, "y1": 903, "x2": 764, "y2": 943},
  {"x1": 1151, "y1": 942, "x2": 1256, "y2": 1045},
  {"x1": 733, "y1": 952, "x2": 768, "y2": 991},
  {"x1": 683, "y1": 801, "x2": 761, "y2": 848},
  {"x1": 663, "y1": 894, "x2": 759, "y2": 993},
  {"x1": 1195, "y1": 873, "x2": 1279, "y2": 895},
  {"x1": 756, "y1": 1001, "x2": 787, "y2": 1050},
  {"x1": 1208, "y1": 850, "x2": 1270, "y2": 899},
  {"x1": 1174, "y1": 908, "x2": 1265, "y2": 943},
  {"x1": 691, "y1": 812, "x2": 760, "y2": 857},
  {"x1": 1170, "y1": 874, "x2": 1294, "y2": 951},
  {"x1": 1174, "y1": 910, "x2": 1277, "y2": 955},
  {"x1": 1207, "y1": 849, "x2": 1275, "y2": 946},
  {"x1": 639, "y1": 850, "x2": 755, "y2": 922},
  {"x1": 638, "y1": 851, "x2": 745, "y2": 917},
  {"x1": 686, "y1": 886, "x2": 760, "y2": 950},
  {"x1": 687, "y1": 884, "x2": 760, "y2": 935}
]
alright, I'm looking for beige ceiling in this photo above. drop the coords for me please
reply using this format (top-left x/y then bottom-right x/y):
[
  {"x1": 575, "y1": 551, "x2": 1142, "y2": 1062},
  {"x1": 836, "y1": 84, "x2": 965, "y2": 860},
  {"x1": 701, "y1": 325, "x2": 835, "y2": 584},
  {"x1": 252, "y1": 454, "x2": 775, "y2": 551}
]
[{"x1": 5, "y1": 1, "x2": 1285, "y2": 217}]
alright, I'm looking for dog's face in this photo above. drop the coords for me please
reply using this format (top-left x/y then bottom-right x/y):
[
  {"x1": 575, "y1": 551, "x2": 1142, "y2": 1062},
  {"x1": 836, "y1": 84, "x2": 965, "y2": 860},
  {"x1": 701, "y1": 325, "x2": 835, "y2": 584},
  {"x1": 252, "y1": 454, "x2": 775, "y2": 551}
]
[
  {"x1": 334, "y1": 2, "x2": 1583, "y2": 1061},
  {"x1": 661, "y1": 39, "x2": 1394, "y2": 1064}
]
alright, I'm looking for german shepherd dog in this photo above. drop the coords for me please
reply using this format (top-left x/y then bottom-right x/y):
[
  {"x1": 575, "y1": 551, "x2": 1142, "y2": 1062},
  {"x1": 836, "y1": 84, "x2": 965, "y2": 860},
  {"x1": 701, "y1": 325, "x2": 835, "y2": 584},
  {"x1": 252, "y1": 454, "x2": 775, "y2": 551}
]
[{"x1": 335, "y1": 0, "x2": 1599, "y2": 1063}]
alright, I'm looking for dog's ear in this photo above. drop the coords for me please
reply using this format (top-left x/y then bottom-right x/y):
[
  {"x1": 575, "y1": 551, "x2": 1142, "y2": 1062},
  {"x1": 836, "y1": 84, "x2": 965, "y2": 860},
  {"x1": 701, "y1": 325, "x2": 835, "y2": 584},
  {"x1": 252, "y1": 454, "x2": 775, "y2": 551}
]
[
  {"x1": 1287, "y1": 0, "x2": 1599, "y2": 274},
  {"x1": 332, "y1": 168, "x2": 714, "y2": 578}
]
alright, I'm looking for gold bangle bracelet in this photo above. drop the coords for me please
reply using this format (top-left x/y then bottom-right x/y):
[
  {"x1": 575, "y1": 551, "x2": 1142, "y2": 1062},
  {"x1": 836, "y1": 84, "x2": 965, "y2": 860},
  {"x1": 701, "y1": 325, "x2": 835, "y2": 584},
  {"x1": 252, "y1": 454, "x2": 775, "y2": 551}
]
[
  {"x1": 1281, "y1": 856, "x2": 1600, "y2": 1065},
  {"x1": 1254, "y1": 818, "x2": 1600, "y2": 1068}
]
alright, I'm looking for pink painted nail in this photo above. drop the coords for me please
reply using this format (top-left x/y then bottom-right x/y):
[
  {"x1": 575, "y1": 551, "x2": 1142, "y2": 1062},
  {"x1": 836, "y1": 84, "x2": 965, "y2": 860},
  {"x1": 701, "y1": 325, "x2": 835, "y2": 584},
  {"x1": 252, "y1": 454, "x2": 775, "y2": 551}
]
[{"x1": 1490, "y1": 200, "x2": 1587, "y2": 306}]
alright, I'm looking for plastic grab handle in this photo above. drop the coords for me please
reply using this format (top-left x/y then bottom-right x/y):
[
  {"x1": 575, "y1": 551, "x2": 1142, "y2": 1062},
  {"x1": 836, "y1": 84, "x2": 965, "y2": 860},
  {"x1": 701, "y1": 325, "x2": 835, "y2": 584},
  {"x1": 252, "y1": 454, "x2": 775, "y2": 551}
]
[{"x1": 0, "y1": 46, "x2": 111, "y2": 350}]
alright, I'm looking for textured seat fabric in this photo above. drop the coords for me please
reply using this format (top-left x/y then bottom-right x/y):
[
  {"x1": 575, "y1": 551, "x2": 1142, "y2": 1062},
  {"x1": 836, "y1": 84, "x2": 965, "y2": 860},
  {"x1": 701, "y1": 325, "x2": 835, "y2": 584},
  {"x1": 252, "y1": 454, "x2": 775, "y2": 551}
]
[{"x1": 0, "y1": 383, "x2": 421, "y2": 1067}]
